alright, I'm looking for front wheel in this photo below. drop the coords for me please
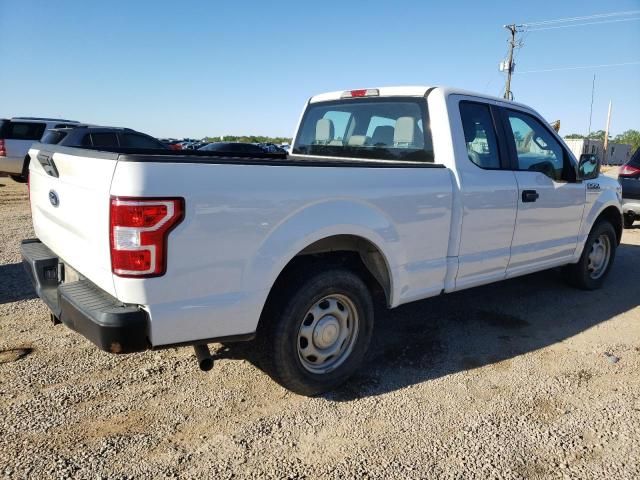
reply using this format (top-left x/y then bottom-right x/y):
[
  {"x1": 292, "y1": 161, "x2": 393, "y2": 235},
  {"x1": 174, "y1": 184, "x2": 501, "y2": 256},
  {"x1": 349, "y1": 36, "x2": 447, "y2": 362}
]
[
  {"x1": 259, "y1": 267, "x2": 374, "y2": 396},
  {"x1": 564, "y1": 221, "x2": 617, "y2": 290}
]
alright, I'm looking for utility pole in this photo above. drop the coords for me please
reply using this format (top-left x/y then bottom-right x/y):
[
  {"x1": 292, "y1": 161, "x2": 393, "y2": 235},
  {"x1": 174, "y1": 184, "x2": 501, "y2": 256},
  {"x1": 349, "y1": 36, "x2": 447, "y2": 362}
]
[
  {"x1": 603, "y1": 100, "x2": 612, "y2": 164},
  {"x1": 587, "y1": 74, "x2": 595, "y2": 137},
  {"x1": 503, "y1": 24, "x2": 518, "y2": 100}
]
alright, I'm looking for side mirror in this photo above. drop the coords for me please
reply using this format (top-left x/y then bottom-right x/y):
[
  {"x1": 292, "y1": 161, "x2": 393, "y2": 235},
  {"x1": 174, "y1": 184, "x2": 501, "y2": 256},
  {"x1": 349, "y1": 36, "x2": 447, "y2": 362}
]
[{"x1": 579, "y1": 153, "x2": 600, "y2": 180}]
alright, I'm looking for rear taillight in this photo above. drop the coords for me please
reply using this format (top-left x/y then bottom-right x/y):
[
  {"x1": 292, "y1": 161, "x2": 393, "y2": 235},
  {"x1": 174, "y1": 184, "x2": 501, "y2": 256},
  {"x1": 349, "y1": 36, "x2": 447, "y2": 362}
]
[
  {"x1": 109, "y1": 197, "x2": 184, "y2": 277},
  {"x1": 619, "y1": 164, "x2": 640, "y2": 177},
  {"x1": 0, "y1": 139, "x2": 6, "y2": 157}
]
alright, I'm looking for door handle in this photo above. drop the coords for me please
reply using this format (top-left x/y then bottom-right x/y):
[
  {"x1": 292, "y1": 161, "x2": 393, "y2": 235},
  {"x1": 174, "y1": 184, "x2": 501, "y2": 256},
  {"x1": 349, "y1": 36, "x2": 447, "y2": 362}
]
[{"x1": 522, "y1": 190, "x2": 539, "y2": 203}]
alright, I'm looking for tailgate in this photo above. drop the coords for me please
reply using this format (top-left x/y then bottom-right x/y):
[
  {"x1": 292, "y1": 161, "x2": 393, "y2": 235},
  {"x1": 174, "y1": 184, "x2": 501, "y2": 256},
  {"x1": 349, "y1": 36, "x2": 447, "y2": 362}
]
[{"x1": 28, "y1": 145, "x2": 119, "y2": 296}]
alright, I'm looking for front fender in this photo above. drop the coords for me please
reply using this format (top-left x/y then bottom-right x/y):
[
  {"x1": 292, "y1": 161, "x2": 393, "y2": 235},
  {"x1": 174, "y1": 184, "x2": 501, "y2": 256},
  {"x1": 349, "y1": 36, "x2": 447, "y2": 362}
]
[{"x1": 574, "y1": 176, "x2": 622, "y2": 260}]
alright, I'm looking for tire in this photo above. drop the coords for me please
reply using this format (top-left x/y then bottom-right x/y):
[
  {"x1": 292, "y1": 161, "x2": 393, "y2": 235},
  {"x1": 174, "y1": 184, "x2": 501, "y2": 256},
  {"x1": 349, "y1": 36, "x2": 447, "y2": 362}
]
[
  {"x1": 624, "y1": 215, "x2": 635, "y2": 229},
  {"x1": 10, "y1": 174, "x2": 27, "y2": 183},
  {"x1": 564, "y1": 220, "x2": 617, "y2": 290},
  {"x1": 259, "y1": 267, "x2": 374, "y2": 396}
]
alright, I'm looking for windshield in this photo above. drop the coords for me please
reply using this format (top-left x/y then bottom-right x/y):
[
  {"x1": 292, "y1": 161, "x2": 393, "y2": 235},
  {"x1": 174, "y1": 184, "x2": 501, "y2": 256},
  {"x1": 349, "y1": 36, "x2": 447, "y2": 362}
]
[{"x1": 293, "y1": 97, "x2": 433, "y2": 162}]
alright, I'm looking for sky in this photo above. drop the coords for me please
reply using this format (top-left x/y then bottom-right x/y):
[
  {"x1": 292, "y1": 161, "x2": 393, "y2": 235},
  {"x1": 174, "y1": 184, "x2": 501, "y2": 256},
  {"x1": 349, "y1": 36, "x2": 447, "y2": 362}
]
[{"x1": 1, "y1": 0, "x2": 638, "y2": 139}]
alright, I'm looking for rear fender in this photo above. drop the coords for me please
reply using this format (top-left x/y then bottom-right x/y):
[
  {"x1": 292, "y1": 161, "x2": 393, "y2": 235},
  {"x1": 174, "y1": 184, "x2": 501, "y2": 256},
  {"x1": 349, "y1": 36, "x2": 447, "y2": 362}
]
[{"x1": 244, "y1": 199, "x2": 402, "y2": 307}]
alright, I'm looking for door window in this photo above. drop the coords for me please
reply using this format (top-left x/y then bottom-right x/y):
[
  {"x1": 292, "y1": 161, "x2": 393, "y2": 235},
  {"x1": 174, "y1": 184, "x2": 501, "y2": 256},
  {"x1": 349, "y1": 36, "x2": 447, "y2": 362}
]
[
  {"x1": 459, "y1": 102, "x2": 501, "y2": 169},
  {"x1": 506, "y1": 111, "x2": 568, "y2": 181}
]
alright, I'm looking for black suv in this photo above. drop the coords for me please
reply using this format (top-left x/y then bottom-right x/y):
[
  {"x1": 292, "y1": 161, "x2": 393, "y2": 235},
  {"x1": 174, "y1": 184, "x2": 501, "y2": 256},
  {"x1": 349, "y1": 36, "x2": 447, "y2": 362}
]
[
  {"x1": 619, "y1": 148, "x2": 640, "y2": 228},
  {"x1": 41, "y1": 126, "x2": 167, "y2": 150}
]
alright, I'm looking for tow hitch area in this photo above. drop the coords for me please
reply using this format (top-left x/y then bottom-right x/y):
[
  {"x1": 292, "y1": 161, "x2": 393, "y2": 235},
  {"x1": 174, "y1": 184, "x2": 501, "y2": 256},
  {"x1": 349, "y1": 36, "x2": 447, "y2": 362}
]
[{"x1": 193, "y1": 344, "x2": 214, "y2": 371}]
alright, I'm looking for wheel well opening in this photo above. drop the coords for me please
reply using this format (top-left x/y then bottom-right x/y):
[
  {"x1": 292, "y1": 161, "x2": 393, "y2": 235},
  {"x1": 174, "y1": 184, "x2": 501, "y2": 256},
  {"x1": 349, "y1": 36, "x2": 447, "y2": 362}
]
[
  {"x1": 261, "y1": 235, "x2": 392, "y2": 321},
  {"x1": 597, "y1": 206, "x2": 623, "y2": 244}
]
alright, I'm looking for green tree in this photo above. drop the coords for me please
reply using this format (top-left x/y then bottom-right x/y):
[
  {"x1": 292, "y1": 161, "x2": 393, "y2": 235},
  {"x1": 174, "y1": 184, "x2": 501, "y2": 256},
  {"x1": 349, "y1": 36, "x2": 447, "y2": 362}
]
[
  {"x1": 565, "y1": 133, "x2": 585, "y2": 139},
  {"x1": 613, "y1": 129, "x2": 640, "y2": 153},
  {"x1": 587, "y1": 130, "x2": 610, "y2": 143}
]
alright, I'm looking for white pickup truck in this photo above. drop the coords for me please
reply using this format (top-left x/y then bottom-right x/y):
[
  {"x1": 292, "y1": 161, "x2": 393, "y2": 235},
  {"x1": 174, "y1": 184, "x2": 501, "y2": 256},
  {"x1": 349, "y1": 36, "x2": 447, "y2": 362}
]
[{"x1": 22, "y1": 86, "x2": 623, "y2": 395}]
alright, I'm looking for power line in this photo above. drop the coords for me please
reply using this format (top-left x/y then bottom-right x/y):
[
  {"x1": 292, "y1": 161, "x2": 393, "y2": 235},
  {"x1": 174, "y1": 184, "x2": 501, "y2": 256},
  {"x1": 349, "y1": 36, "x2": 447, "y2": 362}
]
[
  {"x1": 518, "y1": 61, "x2": 640, "y2": 74},
  {"x1": 521, "y1": 9, "x2": 640, "y2": 27},
  {"x1": 499, "y1": 10, "x2": 639, "y2": 99},
  {"x1": 526, "y1": 16, "x2": 640, "y2": 32}
]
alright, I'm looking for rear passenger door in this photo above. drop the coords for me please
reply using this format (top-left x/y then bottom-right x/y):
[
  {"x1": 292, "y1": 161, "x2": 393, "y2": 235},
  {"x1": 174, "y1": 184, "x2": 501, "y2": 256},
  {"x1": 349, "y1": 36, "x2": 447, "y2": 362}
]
[
  {"x1": 453, "y1": 98, "x2": 519, "y2": 290},
  {"x1": 500, "y1": 108, "x2": 585, "y2": 274}
]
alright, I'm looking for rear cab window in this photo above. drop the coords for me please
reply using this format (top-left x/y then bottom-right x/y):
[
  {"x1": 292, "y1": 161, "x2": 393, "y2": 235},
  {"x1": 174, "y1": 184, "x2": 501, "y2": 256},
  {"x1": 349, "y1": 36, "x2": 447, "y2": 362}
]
[{"x1": 293, "y1": 97, "x2": 434, "y2": 162}]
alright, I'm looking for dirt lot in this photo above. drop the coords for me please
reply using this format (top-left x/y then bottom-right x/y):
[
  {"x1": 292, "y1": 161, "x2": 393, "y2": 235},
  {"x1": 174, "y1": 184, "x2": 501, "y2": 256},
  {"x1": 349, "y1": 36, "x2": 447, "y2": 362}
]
[{"x1": 1, "y1": 177, "x2": 639, "y2": 479}]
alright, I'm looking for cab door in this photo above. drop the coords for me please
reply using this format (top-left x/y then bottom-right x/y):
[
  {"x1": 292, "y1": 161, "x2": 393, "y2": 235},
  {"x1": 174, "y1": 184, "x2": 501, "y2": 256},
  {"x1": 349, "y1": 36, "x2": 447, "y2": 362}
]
[
  {"x1": 499, "y1": 108, "x2": 586, "y2": 275},
  {"x1": 452, "y1": 97, "x2": 519, "y2": 290}
]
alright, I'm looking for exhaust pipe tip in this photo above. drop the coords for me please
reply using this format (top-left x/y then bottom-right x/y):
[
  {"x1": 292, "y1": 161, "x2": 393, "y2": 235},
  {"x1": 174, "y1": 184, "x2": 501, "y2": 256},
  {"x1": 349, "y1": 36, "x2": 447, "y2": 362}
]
[
  {"x1": 193, "y1": 344, "x2": 214, "y2": 371},
  {"x1": 199, "y1": 357, "x2": 214, "y2": 372}
]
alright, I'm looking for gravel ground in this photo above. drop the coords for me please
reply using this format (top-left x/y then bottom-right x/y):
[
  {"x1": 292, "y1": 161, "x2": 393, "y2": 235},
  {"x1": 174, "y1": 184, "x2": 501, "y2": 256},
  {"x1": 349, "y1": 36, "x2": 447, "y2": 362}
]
[{"x1": 0, "y1": 177, "x2": 639, "y2": 479}]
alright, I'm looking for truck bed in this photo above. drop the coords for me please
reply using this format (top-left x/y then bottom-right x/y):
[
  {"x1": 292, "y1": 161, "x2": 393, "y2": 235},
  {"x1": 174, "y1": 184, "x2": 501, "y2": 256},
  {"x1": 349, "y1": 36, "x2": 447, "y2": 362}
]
[{"x1": 35, "y1": 143, "x2": 446, "y2": 168}]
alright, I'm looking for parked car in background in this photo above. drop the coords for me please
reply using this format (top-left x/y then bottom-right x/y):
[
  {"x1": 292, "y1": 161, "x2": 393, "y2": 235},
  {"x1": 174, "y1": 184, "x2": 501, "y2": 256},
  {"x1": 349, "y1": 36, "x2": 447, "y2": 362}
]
[
  {"x1": 619, "y1": 148, "x2": 640, "y2": 228},
  {"x1": 198, "y1": 142, "x2": 268, "y2": 154},
  {"x1": 159, "y1": 139, "x2": 183, "y2": 150},
  {"x1": 41, "y1": 126, "x2": 167, "y2": 150},
  {"x1": 0, "y1": 117, "x2": 79, "y2": 182},
  {"x1": 22, "y1": 86, "x2": 621, "y2": 395},
  {"x1": 258, "y1": 142, "x2": 287, "y2": 153}
]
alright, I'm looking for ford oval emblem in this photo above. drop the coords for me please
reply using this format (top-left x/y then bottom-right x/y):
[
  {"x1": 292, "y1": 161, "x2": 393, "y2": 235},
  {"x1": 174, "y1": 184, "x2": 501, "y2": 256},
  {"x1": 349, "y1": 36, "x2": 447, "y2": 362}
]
[{"x1": 49, "y1": 190, "x2": 59, "y2": 207}]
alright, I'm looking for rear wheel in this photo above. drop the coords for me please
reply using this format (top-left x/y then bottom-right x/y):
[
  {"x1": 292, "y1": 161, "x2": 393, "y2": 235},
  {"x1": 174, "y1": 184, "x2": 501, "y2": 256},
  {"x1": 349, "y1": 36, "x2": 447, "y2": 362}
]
[
  {"x1": 259, "y1": 267, "x2": 374, "y2": 396},
  {"x1": 624, "y1": 215, "x2": 635, "y2": 229},
  {"x1": 564, "y1": 221, "x2": 617, "y2": 290},
  {"x1": 10, "y1": 174, "x2": 26, "y2": 183}
]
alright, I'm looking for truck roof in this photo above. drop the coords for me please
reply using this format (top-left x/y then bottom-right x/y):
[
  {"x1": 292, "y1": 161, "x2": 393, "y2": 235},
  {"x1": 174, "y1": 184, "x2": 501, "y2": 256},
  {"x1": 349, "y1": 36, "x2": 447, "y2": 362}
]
[
  {"x1": 309, "y1": 86, "x2": 532, "y2": 111},
  {"x1": 11, "y1": 117, "x2": 80, "y2": 123}
]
